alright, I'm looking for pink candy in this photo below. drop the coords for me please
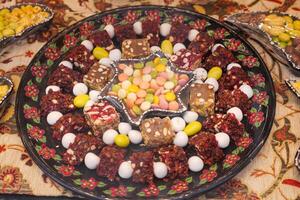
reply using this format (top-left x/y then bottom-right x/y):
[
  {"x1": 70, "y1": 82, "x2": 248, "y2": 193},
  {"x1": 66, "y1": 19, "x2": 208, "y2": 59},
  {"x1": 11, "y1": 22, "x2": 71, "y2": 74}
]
[
  {"x1": 159, "y1": 95, "x2": 168, "y2": 109},
  {"x1": 169, "y1": 101, "x2": 179, "y2": 110},
  {"x1": 159, "y1": 72, "x2": 168, "y2": 79},
  {"x1": 133, "y1": 77, "x2": 142, "y2": 85},
  {"x1": 118, "y1": 73, "x2": 128, "y2": 82},
  {"x1": 143, "y1": 66, "x2": 152, "y2": 74},
  {"x1": 139, "y1": 81, "x2": 150, "y2": 89},
  {"x1": 137, "y1": 90, "x2": 147, "y2": 98},
  {"x1": 118, "y1": 63, "x2": 127, "y2": 70},
  {"x1": 156, "y1": 76, "x2": 166, "y2": 86}
]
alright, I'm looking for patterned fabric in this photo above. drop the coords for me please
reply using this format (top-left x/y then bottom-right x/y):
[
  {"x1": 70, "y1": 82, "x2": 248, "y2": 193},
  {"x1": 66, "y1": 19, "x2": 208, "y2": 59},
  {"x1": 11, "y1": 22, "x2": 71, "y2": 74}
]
[{"x1": 0, "y1": 0, "x2": 299, "y2": 199}]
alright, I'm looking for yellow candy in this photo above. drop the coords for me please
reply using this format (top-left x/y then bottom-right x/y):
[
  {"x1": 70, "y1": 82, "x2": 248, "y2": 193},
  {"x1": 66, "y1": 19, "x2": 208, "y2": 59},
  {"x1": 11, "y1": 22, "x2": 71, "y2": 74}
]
[
  {"x1": 278, "y1": 32, "x2": 290, "y2": 42},
  {"x1": 92, "y1": 47, "x2": 108, "y2": 59},
  {"x1": 289, "y1": 30, "x2": 300, "y2": 37},
  {"x1": 153, "y1": 57, "x2": 161, "y2": 65},
  {"x1": 74, "y1": 94, "x2": 89, "y2": 108},
  {"x1": 114, "y1": 134, "x2": 130, "y2": 147},
  {"x1": 0, "y1": 85, "x2": 9, "y2": 98},
  {"x1": 153, "y1": 95, "x2": 160, "y2": 104},
  {"x1": 184, "y1": 121, "x2": 202, "y2": 136},
  {"x1": 161, "y1": 40, "x2": 173, "y2": 55},
  {"x1": 193, "y1": 5, "x2": 206, "y2": 14},
  {"x1": 0, "y1": 9, "x2": 10, "y2": 16},
  {"x1": 268, "y1": 26, "x2": 285, "y2": 36},
  {"x1": 294, "y1": 20, "x2": 300, "y2": 30},
  {"x1": 292, "y1": 81, "x2": 300, "y2": 89},
  {"x1": 283, "y1": 16, "x2": 293, "y2": 24},
  {"x1": 165, "y1": 92, "x2": 176, "y2": 102},
  {"x1": 127, "y1": 84, "x2": 139, "y2": 93},
  {"x1": 2, "y1": 28, "x2": 15, "y2": 37},
  {"x1": 208, "y1": 66, "x2": 222, "y2": 80},
  {"x1": 155, "y1": 63, "x2": 166, "y2": 72},
  {"x1": 15, "y1": 26, "x2": 25, "y2": 34},
  {"x1": 286, "y1": 23, "x2": 294, "y2": 30}
]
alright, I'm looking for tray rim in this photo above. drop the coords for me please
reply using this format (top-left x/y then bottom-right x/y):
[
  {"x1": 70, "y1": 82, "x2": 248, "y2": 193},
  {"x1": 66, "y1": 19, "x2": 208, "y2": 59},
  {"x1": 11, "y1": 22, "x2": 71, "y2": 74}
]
[{"x1": 15, "y1": 5, "x2": 276, "y2": 200}]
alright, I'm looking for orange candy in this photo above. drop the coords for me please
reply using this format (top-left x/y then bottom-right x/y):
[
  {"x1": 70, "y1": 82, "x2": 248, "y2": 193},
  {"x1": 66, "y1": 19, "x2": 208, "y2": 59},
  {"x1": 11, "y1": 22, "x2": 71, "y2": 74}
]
[
  {"x1": 135, "y1": 98, "x2": 145, "y2": 105},
  {"x1": 137, "y1": 90, "x2": 147, "y2": 98},
  {"x1": 118, "y1": 73, "x2": 128, "y2": 82},
  {"x1": 139, "y1": 81, "x2": 150, "y2": 89},
  {"x1": 169, "y1": 101, "x2": 179, "y2": 110}
]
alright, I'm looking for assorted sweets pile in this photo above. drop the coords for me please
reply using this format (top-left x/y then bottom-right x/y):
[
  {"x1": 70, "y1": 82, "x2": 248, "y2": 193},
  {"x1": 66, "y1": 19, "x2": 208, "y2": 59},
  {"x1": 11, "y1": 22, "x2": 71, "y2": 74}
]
[
  {"x1": 0, "y1": 5, "x2": 50, "y2": 39},
  {"x1": 39, "y1": 13, "x2": 256, "y2": 184},
  {"x1": 261, "y1": 14, "x2": 300, "y2": 65}
]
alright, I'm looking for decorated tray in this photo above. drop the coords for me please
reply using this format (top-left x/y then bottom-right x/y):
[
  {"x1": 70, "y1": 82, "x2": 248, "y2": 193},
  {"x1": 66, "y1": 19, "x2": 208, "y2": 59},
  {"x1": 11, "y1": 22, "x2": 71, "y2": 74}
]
[{"x1": 16, "y1": 6, "x2": 275, "y2": 199}]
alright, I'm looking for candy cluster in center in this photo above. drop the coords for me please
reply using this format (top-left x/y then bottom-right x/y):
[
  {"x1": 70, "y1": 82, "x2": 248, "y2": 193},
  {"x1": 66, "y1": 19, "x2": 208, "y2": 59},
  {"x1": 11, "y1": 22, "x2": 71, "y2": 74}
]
[{"x1": 109, "y1": 55, "x2": 190, "y2": 118}]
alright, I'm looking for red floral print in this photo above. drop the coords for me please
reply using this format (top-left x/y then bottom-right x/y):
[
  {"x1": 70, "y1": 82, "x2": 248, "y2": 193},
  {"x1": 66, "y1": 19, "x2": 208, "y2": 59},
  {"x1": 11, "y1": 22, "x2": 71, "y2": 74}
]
[
  {"x1": 192, "y1": 19, "x2": 207, "y2": 31},
  {"x1": 24, "y1": 107, "x2": 40, "y2": 119},
  {"x1": 64, "y1": 34, "x2": 77, "y2": 48},
  {"x1": 250, "y1": 73, "x2": 265, "y2": 87},
  {"x1": 31, "y1": 65, "x2": 47, "y2": 78},
  {"x1": 102, "y1": 14, "x2": 117, "y2": 25},
  {"x1": 248, "y1": 111, "x2": 264, "y2": 125},
  {"x1": 172, "y1": 14, "x2": 184, "y2": 23},
  {"x1": 214, "y1": 28, "x2": 228, "y2": 40},
  {"x1": 45, "y1": 47, "x2": 60, "y2": 60},
  {"x1": 24, "y1": 85, "x2": 39, "y2": 97},
  {"x1": 170, "y1": 180, "x2": 188, "y2": 193},
  {"x1": 38, "y1": 144, "x2": 55, "y2": 160},
  {"x1": 58, "y1": 165, "x2": 74, "y2": 177},
  {"x1": 81, "y1": 177, "x2": 98, "y2": 190},
  {"x1": 0, "y1": 166, "x2": 22, "y2": 192},
  {"x1": 110, "y1": 185, "x2": 127, "y2": 197},
  {"x1": 227, "y1": 38, "x2": 241, "y2": 51},
  {"x1": 79, "y1": 22, "x2": 94, "y2": 36},
  {"x1": 142, "y1": 184, "x2": 159, "y2": 197},
  {"x1": 253, "y1": 91, "x2": 268, "y2": 104},
  {"x1": 200, "y1": 169, "x2": 217, "y2": 182},
  {"x1": 224, "y1": 154, "x2": 240, "y2": 166},
  {"x1": 28, "y1": 126, "x2": 45, "y2": 140},
  {"x1": 145, "y1": 10, "x2": 160, "y2": 22},
  {"x1": 124, "y1": 10, "x2": 139, "y2": 23},
  {"x1": 0, "y1": 145, "x2": 6, "y2": 153},
  {"x1": 25, "y1": 50, "x2": 34, "y2": 58},
  {"x1": 242, "y1": 56, "x2": 258, "y2": 68},
  {"x1": 236, "y1": 137, "x2": 253, "y2": 148}
]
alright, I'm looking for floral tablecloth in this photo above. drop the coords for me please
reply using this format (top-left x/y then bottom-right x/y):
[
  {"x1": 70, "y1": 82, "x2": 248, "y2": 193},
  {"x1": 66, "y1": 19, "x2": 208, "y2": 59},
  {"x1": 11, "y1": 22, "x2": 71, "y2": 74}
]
[{"x1": 0, "y1": 0, "x2": 300, "y2": 199}]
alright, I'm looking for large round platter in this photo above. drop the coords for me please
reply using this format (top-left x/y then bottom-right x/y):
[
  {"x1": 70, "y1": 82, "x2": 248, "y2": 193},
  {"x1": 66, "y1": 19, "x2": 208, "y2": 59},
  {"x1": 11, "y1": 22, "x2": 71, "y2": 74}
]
[{"x1": 16, "y1": 6, "x2": 275, "y2": 200}]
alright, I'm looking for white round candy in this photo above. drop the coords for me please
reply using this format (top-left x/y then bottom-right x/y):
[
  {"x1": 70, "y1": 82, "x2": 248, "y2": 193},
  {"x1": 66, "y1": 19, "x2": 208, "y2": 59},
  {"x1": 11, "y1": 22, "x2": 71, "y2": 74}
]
[
  {"x1": 239, "y1": 84, "x2": 253, "y2": 99},
  {"x1": 153, "y1": 162, "x2": 168, "y2": 179},
  {"x1": 84, "y1": 152, "x2": 100, "y2": 170},
  {"x1": 188, "y1": 29, "x2": 199, "y2": 41},
  {"x1": 99, "y1": 58, "x2": 113, "y2": 66},
  {"x1": 47, "y1": 111, "x2": 63, "y2": 125},
  {"x1": 171, "y1": 117, "x2": 186, "y2": 132},
  {"x1": 150, "y1": 46, "x2": 161, "y2": 52},
  {"x1": 104, "y1": 24, "x2": 115, "y2": 38},
  {"x1": 61, "y1": 133, "x2": 76, "y2": 149},
  {"x1": 128, "y1": 130, "x2": 143, "y2": 144},
  {"x1": 188, "y1": 156, "x2": 204, "y2": 172},
  {"x1": 160, "y1": 23, "x2": 172, "y2": 37},
  {"x1": 227, "y1": 107, "x2": 243, "y2": 121},
  {"x1": 140, "y1": 101, "x2": 151, "y2": 111},
  {"x1": 109, "y1": 49, "x2": 122, "y2": 61},
  {"x1": 89, "y1": 90, "x2": 100, "y2": 102},
  {"x1": 211, "y1": 44, "x2": 225, "y2": 54},
  {"x1": 102, "y1": 129, "x2": 118, "y2": 145},
  {"x1": 183, "y1": 111, "x2": 199, "y2": 123},
  {"x1": 173, "y1": 131, "x2": 189, "y2": 147},
  {"x1": 118, "y1": 122, "x2": 132, "y2": 134},
  {"x1": 73, "y1": 83, "x2": 88, "y2": 96},
  {"x1": 215, "y1": 132, "x2": 230, "y2": 148},
  {"x1": 45, "y1": 85, "x2": 60, "y2": 94},
  {"x1": 81, "y1": 40, "x2": 94, "y2": 51},
  {"x1": 227, "y1": 62, "x2": 241, "y2": 71},
  {"x1": 59, "y1": 61, "x2": 73, "y2": 69},
  {"x1": 193, "y1": 68, "x2": 207, "y2": 81},
  {"x1": 133, "y1": 21, "x2": 142, "y2": 35},
  {"x1": 118, "y1": 161, "x2": 133, "y2": 179},
  {"x1": 173, "y1": 43, "x2": 186, "y2": 53},
  {"x1": 205, "y1": 77, "x2": 219, "y2": 92}
]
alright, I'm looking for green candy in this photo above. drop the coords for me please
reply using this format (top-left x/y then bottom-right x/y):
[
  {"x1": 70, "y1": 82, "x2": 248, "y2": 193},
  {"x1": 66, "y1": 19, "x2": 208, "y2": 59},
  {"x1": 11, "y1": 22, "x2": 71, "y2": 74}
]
[
  {"x1": 134, "y1": 62, "x2": 144, "y2": 69},
  {"x1": 132, "y1": 105, "x2": 142, "y2": 115},
  {"x1": 145, "y1": 61, "x2": 154, "y2": 67},
  {"x1": 145, "y1": 94, "x2": 154, "y2": 103},
  {"x1": 112, "y1": 84, "x2": 121, "y2": 93},
  {"x1": 150, "y1": 70, "x2": 158, "y2": 78},
  {"x1": 160, "y1": 58, "x2": 168, "y2": 65}
]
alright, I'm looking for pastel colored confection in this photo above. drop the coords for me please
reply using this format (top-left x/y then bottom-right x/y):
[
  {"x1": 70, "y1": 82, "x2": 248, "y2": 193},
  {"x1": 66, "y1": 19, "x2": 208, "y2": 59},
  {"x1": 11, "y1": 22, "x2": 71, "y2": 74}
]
[
  {"x1": 114, "y1": 134, "x2": 130, "y2": 148},
  {"x1": 59, "y1": 60, "x2": 73, "y2": 69},
  {"x1": 109, "y1": 49, "x2": 122, "y2": 61},
  {"x1": 189, "y1": 83, "x2": 215, "y2": 117},
  {"x1": 183, "y1": 111, "x2": 199, "y2": 123},
  {"x1": 173, "y1": 43, "x2": 186, "y2": 53},
  {"x1": 118, "y1": 122, "x2": 132, "y2": 134},
  {"x1": 160, "y1": 23, "x2": 172, "y2": 37},
  {"x1": 184, "y1": 121, "x2": 202, "y2": 136},
  {"x1": 205, "y1": 77, "x2": 219, "y2": 92},
  {"x1": 73, "y1": 82, "x2": 88, "y2": 96},
  {"x1": 133, "y1": 21, "x2": 142, "y2": 35},
  {"x1": 239, "y1": 84, "x2": 253, "y2": 99},
  {"x1": 188, "y1": 156, "x2": 204, "y2": 172},
  {"x1": 102, "y1": 129, "x2": 118, "y2": 145},
  {"x1": 122, "y1": 38, "x2": 151, "y2": 58},
  {"x1": 61, "y1": 132, "x2": 76, "y2": 149},
  {"x1": 84, "y1": 152, "x2": 100, "y2": 170},
  {"x1": 215, "y1": 132, "x2": 230, "y2": 148},
  {"x1": 140, "y1": 117, "x2": 175, "y2": 147},
  {"x1": 171, "y1": 117, "x2": 186, "y2": 132},
  {"x1": 128, "y1": 130, "x2": 143, "y2": 144},
  {"x1": 188, "y1": 29, "x2": 199, "y2": 41},
  {"x1": 104, "y1": 24, "x2": 115, "y2": 38},
  {"x1": 45, "y1": 85, "x2": 60, "y2": 94},
  {"x1": 193, "y1": 68, "x2": 208, "y2": 81},
  {"x1": 173, "y1": 131, "x2": 189, "y2": 147},
  {"x1": 153, "y1": 162, "x2": 168, "y2": 179},
  {"x1": 81, "y1": 40, "x2": 94, "y2": 51},
  {"x1": 227, "y1": 107, "x2": 243, "y2": 121},
  {"x1": 47, "y1": 111, "x2": 63, "y2": 125},
  {"x1": 118, "y1": 161, "x2": 133, "y2": 179}
]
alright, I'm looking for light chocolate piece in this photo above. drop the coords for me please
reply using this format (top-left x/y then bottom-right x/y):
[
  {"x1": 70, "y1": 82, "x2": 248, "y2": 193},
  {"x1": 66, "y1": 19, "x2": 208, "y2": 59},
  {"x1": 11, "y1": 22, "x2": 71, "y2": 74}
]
[
  {"x1": 122, "y1": 38, "x2": 151, "y2": 58},
  {"x1": 140, "y1": 117, "x2": 175, "y2": 147},
  {"x1": 189, "y1": 83, "x2": 215, "y2": 117},
  {"x1": 83, "y1": 63, "x2": 113, "y2": 91}
]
